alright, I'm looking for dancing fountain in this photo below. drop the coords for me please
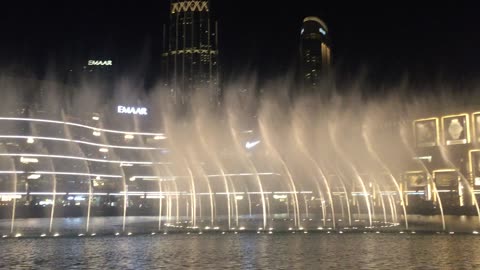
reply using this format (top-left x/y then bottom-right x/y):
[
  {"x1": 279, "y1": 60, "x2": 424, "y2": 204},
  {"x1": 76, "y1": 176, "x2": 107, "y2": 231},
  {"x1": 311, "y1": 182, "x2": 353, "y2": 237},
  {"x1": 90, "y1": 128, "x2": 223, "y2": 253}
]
[{"x1": 0, "y1": 75, "x2": 479, "y2": 238}]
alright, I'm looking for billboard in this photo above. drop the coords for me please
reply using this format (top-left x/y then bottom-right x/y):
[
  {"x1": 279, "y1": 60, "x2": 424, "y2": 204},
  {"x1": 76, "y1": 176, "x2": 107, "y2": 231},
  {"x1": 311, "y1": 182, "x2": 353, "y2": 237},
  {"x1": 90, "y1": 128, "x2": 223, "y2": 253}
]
[
  {"x1": 414, "y1": 119, "x2": 438, "y2": 147},
  {"x1": 473, "y1": 113, "x2": 480, "y2": 143},
  {"x1": 442, "y1": 114, "x2": 469, "y2": 145},
  {"x1": 470, "y1": 151, "x2": 480, "y2": 186},
  {"x1": 434, "y1": 171, "x2": 458, "y2": 189},
  {"x1": 405, "y1": 172, "x2": 427, "y2": 188}
]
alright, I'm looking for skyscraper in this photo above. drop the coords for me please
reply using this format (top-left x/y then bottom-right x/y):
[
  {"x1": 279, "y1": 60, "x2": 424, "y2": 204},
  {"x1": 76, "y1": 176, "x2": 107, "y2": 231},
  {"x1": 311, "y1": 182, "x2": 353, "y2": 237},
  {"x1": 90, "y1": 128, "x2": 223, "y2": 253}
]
[
  {"x1": 162, "y1": 0, "x2": 219, "y2": 105},
  {"x1": 299, "y1": 16, "x2": 331, "y2": 93}
]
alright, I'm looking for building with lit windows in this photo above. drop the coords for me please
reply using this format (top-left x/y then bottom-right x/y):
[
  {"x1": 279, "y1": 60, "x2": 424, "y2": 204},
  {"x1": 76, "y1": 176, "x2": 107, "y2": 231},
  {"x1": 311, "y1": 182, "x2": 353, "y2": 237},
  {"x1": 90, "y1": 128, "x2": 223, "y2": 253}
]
[
  {"x1": 299, "y1": 16, "x2": 331, "y2": 95},
  {"x1": 403, "y1": 106, "x2": 480, "y2": 215},
  {"x1": 162, "y1": 0, "x2": 219, "y2": 105}
]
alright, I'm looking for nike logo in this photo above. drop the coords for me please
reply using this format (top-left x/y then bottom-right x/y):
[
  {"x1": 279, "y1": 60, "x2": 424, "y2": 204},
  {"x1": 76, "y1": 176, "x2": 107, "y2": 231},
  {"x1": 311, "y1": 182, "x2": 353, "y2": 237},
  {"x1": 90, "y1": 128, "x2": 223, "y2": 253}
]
[{"x1": 245, "y1": 140, "x2": 261, "y2": 149}]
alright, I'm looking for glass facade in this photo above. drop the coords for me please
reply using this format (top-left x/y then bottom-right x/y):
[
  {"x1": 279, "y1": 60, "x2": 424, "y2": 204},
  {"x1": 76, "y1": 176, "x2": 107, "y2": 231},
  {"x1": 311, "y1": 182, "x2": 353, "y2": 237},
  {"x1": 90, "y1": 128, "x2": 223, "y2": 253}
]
[
  {"x1": 300, "y1": 16, "x2": 331, "y2": 93},
  {"x1": 162, "y1": 0, "x2": 219, "y2": 105}
]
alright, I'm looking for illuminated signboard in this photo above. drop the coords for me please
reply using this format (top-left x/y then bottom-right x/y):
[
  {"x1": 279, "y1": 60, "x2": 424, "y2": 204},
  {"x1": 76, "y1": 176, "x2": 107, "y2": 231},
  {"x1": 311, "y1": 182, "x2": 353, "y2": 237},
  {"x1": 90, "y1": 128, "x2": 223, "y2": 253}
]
[
  {"x1": 442, "y1": 114, "x2": 469, "y2": 145},
  {"x1": 117, "y1": 106, "x2": 148, "y2": 116},
  {"x1": 405, "y1": 172, "x2": 427, "y2": 188},
  {"x1": 414, "y1": 118, "x2": 438, "y2": 147},
  {"x1": 434, "y1": 171, "x2": 458, "y2": 189},
  {"x1": 473, "y1": 113, "x2": 480, "y2": 143},
  {"x1": 88, "y1": 60, "x2": 112, "y2": 66},
  {"x1": 470, "y1": 151, "x2": 480, "y2": 186}
]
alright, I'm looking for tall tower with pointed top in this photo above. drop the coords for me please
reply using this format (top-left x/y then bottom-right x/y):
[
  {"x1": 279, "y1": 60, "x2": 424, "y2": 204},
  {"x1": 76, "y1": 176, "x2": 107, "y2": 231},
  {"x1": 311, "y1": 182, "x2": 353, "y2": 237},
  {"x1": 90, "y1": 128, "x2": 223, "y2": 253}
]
[{"x1": 162, "y1": 0, "x2": 219, "y2": 105}]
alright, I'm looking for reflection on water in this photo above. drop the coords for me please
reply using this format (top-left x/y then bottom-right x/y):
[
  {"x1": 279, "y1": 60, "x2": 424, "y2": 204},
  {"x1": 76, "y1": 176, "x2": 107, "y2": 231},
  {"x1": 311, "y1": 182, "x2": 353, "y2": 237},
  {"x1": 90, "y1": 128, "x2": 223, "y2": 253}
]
[{"x1": 2, "y1": 234, "x2": 480, "y2": 269}]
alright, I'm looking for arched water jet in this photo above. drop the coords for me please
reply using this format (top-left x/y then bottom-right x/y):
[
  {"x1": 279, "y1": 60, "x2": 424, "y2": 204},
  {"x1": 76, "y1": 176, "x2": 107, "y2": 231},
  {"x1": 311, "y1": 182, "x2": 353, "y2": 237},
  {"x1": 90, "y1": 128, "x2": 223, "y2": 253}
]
[
  {"x1": 291, "y1": 109, "x2": 335, "y2": 228},
  {"x1": 372, "y1": 179, "x2": 388, "y2": 225},
  {"x1": 303, "y1": 194, "x2": 309, "y2": 219},
  {"x1": 331, "y1": 171, "x2": 352, "y2": 227},
  {"x1": 122, "y1": 173, "x2": 128, "y2": 232},
  {"x1": 369, "y1": 179, "x2": 376, "y2": 222},
  {"x1": 438, "y1": 145, "x2": 480, "y2": 227},
  {"x1": 86, "y1": 178, "x2": 93, "y2": 233},
  {"x1": 47, "y1": 164, "x2": 57, "y2": 234},
  {"x1": 399, "y1": 124, "x2": 445, "y2": 230},
  {"x1": 227, "y1": 124, "x2": 267, "y2": 229},
  {"x1": 204, "y1": 174, "x2": 215, "y2": 227},
  {"x1": 329, "y1": 122, "x2": 373, "y2": 228},
  {"x1": 257, "y1": 120, "x2": 301, "y2": 229},
  {"x1": 247, "y1": 189, "x2": 252, "y2": 217},
  {"x1": 220, "y1": 168, "x2": 231, "y2": 229},
  {"x1": 362, "y1": 125, "x2": 408, "y2": 229},
  {"x1": 266, "y1": 194, "x2": 271, "y2": 226},
  {"x1": 314, "y1": 179, "x2": 327, "y2": 227},
  {"x1": 186, "y1": 166, "x2": 197, "y2": 228},
  {"x1": 227, "y1": 177, "x2": 239, "y2": 228},
  {"x1": 292, "y1": 128, "x2": 336, "y2": 229},
  {"x1": 158, "y1": 177, "x2": 163, "y2": 231},
  {"x1": 386, "y1": 194, "x2": 396, "y2": 223},
  {"x1": 173, "y1": 181, "x2": 180, "y2": 225},
  {"x1": 60, "y1": 112, "x2": 93, "y2": 234},
  {"x1": 10, "y1": 162, "x2": 17, "y2": 234}
]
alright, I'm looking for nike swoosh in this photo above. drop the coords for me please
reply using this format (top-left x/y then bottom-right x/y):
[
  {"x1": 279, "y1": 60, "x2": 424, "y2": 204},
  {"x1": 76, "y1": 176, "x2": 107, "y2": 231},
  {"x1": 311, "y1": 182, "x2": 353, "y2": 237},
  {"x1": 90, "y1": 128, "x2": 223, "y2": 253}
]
[{"x1": 245, "y1": 140, "x2": 260, "y2": 149}]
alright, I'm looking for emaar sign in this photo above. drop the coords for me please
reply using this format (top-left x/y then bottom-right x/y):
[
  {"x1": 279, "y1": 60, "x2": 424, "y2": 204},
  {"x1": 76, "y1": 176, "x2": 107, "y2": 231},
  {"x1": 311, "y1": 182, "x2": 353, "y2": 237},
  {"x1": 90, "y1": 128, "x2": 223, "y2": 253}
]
[
  {"x1": 117, "y1": 106, "x2": 148, "y2": 116},
  {"x1": 88, "y1": 60, "x2": 112, "y2": 66}
]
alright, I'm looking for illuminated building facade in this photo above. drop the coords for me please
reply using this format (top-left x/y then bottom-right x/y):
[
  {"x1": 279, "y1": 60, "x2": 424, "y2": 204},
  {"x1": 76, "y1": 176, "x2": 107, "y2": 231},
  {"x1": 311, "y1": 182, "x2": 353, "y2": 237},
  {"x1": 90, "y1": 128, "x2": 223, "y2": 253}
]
[
  {"x1": 162, "y1": 0, "x2": 219, "y2": 105},
  {"x1": 299, "y1": 16, "x2": 331, "y2": 94},
  {"x1": 407, "y1": 110, "x2": 480, "y2": 214},
  {"x1": 0, "y1": 103, "x2": 285, "y2": 221}
]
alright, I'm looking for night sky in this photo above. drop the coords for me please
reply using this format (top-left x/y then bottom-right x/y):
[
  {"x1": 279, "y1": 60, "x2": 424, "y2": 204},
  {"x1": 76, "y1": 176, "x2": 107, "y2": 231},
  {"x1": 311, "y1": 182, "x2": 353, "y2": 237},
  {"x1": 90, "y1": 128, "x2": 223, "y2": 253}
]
[{"x1": 1, "y1": 1, "x2": 479, "y2": 88}]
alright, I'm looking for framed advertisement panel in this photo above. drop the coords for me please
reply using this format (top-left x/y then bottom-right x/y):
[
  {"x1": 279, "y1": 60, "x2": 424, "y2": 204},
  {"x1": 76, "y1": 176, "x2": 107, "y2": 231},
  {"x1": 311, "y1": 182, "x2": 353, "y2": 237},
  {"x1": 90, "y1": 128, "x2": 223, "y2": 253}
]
[
  {"x1": 433, "y1": 170, "x2": 458, "y2": 190},
  {"x1": 405, "y1": 172, "x2": 427, "y2": 189},
  {"x1": 442, "y1": 114, "x2": 469, "y2": 145},
  {"x1": 472, "y1": 112, "x2": 480, "y2": 143},
  {"x1": 469, "y1": 150, "x2": 480, "y2": 187},
  {"x1": 413, "y1": 118, "x2": 439, "y2": 147}
]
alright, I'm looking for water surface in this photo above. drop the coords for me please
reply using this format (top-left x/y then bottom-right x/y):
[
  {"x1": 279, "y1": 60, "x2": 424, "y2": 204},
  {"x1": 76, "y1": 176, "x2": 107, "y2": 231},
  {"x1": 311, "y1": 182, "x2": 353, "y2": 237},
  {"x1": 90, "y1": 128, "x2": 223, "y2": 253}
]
[{"x1": 2, "y1": 233, "x2": 480, "y2": 269}]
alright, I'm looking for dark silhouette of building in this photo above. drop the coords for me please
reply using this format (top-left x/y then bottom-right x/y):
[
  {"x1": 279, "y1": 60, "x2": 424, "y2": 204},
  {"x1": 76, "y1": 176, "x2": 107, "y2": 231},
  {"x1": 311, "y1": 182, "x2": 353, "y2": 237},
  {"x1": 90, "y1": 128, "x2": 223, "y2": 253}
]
[{"x1": 162, "y1": 0, "x2": 219, "y2": 105}]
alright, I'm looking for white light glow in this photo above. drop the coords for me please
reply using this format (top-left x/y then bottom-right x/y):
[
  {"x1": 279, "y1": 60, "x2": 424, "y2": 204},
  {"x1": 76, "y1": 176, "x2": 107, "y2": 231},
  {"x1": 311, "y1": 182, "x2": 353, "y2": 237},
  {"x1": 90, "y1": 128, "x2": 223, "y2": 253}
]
[
  {"x1": 99, "y1": 148, "x2": 109, "y2": 153},
  {"x1": 92, "y1": 130, "x2": 101, "y2": 137},
  {"x1": 245, "y1": 140, "x2": 261, "y2": 149},
  {"x1": 28, "y1": 174, "x2": 41, "y2": 180},
  {"x1": 0, "y1": 153, "x2": 170, "y2": 166},
  {"x1": 0, "y1": 135, "x2": 166, "y2": 150},
  {"x1": 0, "y1": 117, "x2": 165, "y2": 136},
  {"x1": 20, "y1": 157, "x2": 38, "y2": 164},
  {"x1": 117, "y1": 106, "x2": 147, "y2": 116},
  {"x1": 120, "y1": 163, "x2": 134, "y2": 167},
  {"x1": 124, "y1": 134, "x2": 134, "y2": 140},
  {"x1": 88, "y1": 60, "x2": 112, "y2": 66}
]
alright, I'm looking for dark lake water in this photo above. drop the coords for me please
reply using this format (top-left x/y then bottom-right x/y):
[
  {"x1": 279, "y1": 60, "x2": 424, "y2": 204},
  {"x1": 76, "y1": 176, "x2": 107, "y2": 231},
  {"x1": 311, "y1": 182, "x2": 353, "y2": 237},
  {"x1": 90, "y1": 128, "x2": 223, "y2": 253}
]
[{"x1": 2, "y1": 233, "x2": 480, "y2": 269}]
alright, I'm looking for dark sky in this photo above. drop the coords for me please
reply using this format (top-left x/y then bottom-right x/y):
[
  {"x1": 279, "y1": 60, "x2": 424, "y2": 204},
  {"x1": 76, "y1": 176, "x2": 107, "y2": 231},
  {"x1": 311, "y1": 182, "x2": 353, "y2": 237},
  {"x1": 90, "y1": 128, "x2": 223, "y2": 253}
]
[{"x1": 1, "y1": 1, "x2": 479, "y2": 87}]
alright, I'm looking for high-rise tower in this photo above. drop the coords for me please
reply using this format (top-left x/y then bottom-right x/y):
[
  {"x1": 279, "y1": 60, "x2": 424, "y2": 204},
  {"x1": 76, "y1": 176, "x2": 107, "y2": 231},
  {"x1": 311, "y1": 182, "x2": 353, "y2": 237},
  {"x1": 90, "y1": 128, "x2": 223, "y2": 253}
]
[
  {"x1": 299, "y1": 16, "x2": 331, "y2": 92},
  {"x1": 162, "y1": 0, "x2": 219, "y2": 105}
]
